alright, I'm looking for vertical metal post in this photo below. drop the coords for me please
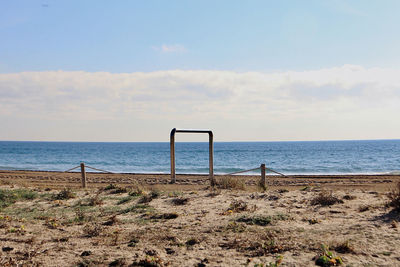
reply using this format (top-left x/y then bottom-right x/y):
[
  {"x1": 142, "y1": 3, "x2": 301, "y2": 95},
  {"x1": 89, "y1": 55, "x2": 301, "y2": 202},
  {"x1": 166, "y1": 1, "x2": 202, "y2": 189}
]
[
  {"x1": 170, "y1": 128, "x2": 176, "y2": 183},
  {"x1": 80, "y1": 162, "x2": 87, "y2": 188},
  {"x1": 209, "y1": 132, "x2": 215, "y2": 186},
  {"x1": 260, "y1": 163, "x2": 266, "y2": 189}
]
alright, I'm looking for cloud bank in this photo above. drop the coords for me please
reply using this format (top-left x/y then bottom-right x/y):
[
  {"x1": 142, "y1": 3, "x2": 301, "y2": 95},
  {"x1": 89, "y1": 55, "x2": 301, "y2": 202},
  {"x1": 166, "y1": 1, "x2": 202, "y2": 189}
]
[{"x1": 0, "y1": 65, "x2": 399, "y2": 141}]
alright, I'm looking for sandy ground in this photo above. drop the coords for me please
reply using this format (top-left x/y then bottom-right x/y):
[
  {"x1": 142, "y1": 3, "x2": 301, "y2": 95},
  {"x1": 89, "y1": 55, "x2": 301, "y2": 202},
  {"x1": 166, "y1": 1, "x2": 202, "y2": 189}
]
[{"x1": 0, "y1": 171, "x2": 399, "y2": 266}]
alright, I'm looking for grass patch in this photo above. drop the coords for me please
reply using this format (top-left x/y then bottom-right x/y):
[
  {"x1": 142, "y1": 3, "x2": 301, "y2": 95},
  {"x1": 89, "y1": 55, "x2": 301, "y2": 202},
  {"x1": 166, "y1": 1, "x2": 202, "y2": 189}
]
[
  {"x1": 220, "y1": 233, "x2": 287, "y2": 256},
  {"x1": 216, "y1": 177, "x2": 245, "y2": 190},
  {"x1": 121, "y1": 204, "x2": 153, "y2": 214},
  {"x1": 0, "y1": 188, "x2": 38, "y2": 209},
  {"x1": 117, "y1": 196, "x2": 135, "y2": 205},
  {"x1": 171, "y1": 197, "x2": 189, "y2": 206},
  {"x1": 236, "y1": 213, "x2": 290, "y2": 226},
  {"x1": 388, "y1": 181, "x2": 400, "y2": 211},
  {"x1": 310, "y1": 191, "x2": 344, "y2": 206},
  {"x1": 104, "y1": 184, "x2": 128, "y2": 194},
  {"x1": 54, "y1": 188, "x2": 76, "y2": 200},
  {"x1": 138, "y1": 190, "x2": 160, "y2": 204}
]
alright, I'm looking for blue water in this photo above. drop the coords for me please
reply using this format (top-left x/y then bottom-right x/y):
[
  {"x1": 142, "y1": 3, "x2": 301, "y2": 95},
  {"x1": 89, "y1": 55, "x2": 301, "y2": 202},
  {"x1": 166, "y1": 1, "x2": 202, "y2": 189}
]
[{"x1": 0, "y1": 140, "x2": 399, "y2": 175}]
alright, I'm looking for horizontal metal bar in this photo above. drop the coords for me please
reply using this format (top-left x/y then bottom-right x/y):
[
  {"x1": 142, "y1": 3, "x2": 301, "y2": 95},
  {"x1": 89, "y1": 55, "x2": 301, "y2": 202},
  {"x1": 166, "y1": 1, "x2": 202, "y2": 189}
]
[{"x1": 175, "y1": 129, "x2": 213, "y2": 134}]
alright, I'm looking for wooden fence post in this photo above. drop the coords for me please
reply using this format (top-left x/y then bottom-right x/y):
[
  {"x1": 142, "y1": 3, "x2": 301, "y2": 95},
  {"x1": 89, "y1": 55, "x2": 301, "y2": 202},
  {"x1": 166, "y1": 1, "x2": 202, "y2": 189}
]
[
  {"x1": 80, "y1": 162, "x2": 87, "y2": 188},
  {"x1": 260, "y1": 163, "x2": 266, "y2": 189}
]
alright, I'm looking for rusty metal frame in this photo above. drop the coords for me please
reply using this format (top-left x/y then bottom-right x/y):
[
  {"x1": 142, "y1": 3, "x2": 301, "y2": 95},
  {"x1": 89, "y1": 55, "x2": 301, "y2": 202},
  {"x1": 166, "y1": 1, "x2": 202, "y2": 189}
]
[{"x1": 170, "y1": 128, "x2": 215, "y2": 185}]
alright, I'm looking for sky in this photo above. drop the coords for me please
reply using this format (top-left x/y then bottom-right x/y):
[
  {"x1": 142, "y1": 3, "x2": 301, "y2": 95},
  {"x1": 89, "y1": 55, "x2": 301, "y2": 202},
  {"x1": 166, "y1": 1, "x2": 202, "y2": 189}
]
[{"x1": 1, "y1": 0, "x2": 400, "y2": 142}]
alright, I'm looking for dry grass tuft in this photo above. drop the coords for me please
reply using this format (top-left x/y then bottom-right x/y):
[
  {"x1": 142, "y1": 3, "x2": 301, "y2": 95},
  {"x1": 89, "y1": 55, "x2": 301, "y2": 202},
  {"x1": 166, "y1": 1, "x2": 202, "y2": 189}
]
[
  {"x1": 54, "y1": 188, "x2": 76, "y2": 200},
  {"x1": 310, "y1": 191, "x2": 344, "y2": 206},
  {"x1": 388, "y1": 182, "x2": 400, "y2": 211},
  {"x1": 220, "y1": 233, "x2": 287, "y2": 256},
  {"x1": 88, "y1": 192, "x2": 103, "y2": 206},
  {"x1": 333, "y1": 240, "x2": 355, "y2": 254},
  {"x1": 171, "y1": 197, "x2": 189, "y2": 205},
  {"x1": 138, "y1": 190, "x2": 160, "y2": 204},
  {"x1": 343, "y1": 194, "x2": 356, "y2": 200},
  {"x1": 216, "y1": 177, "x2": 245, "y2": 190},
  {"x1": 83, "y1": 223, "x2": 102, "y2": 237}
]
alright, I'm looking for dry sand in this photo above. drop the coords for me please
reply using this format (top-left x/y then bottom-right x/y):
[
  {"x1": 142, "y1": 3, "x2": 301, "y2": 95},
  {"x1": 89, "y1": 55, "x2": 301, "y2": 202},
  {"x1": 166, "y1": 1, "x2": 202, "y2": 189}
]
[{"x1": 0, "y1": 171, "x2": 399, "y2": 266}]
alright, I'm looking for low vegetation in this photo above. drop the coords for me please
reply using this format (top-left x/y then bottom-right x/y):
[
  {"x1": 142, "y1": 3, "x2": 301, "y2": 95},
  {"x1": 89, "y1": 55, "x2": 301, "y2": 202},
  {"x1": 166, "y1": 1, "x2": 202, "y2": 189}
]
[
  {"x1": 0, "y1": 188, "x2": 38, "y2": 210},
  {"x1": 54, "y1": 188, "x2": 75, "y2": 200},
  {"x1": 310, "y1": 191, "x2": 343, "y2": 206},
  {"x1": 314, "y1": 244, "x2": 343, "y2": 266},
  {"x1": 236, "y1": 213, "x2": 290, "y2": 226},
  {"x1": 388, "y1": 181, "x2": 400, "y2": 211},
  {"x1": 216, "y1": 177, "x2": 246, "y2": 190}
]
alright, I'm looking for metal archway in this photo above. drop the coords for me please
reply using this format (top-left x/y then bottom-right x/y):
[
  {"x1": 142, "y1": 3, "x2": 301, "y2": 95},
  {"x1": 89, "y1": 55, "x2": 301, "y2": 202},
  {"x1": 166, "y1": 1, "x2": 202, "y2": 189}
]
[{"x1": 170, "y1": 128, "x2": 215, "y2": 185}]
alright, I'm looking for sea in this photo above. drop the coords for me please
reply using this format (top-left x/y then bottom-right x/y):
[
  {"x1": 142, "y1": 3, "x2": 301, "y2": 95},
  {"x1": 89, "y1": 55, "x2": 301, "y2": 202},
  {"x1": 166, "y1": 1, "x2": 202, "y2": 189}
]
[{"x1": 0, "y1": 140, "x2": 399, "y2": 175}]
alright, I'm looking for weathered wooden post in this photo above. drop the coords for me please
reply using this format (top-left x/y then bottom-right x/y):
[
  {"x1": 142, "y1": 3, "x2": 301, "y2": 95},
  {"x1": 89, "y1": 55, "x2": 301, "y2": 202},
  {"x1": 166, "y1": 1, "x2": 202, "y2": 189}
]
[
  {"x1": 80, "y1": 162, "x2": 87, "y2": 188},
  {"x1": 260, "y1": 163, "x2": 266, "y2": 189}
]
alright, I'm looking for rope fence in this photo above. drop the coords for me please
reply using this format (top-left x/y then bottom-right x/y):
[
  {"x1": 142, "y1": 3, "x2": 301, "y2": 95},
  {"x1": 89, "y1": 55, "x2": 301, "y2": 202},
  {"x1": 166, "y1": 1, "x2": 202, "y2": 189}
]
[
  {"x1": 224, "y1": 164, "x2": 288, "y2": 188},
  {"x1": 64, "y1": 164, "x2": 113, "y2": 174},
  {"x1": 64, "y1": 162, "x2": 113, "y2": 188},
  {"x1": 64, "y1": 162, "x2": 287, "y2": 188}
]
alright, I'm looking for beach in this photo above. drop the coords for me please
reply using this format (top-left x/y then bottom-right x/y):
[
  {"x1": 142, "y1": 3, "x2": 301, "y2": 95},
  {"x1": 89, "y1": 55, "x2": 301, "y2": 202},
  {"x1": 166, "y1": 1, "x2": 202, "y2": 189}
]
[{"x1": 0, "y1": 170, "x2": 399, "y2": 266}]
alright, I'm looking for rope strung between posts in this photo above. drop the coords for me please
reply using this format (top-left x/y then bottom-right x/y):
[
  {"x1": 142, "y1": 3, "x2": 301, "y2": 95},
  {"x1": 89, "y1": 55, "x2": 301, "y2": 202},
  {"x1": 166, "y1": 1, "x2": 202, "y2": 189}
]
[
  {"x1": 64, "y1": 165, "x2": 80, "y2": 172},
  {"x1": 85, "y1": 165, "x2": 113, "y2": 173},
  {"x1": 225, "y1": 166, "x2": 288, "y2": 177},
  {"x1": 64, "y1": 164, "x2": 113, "y2": 173},
  {"x1": 265, "y1": 167, "x2": 289, "y2": 178},
  {"x1": 226, "y1": 166, "x2": 261, "y2": 175}
]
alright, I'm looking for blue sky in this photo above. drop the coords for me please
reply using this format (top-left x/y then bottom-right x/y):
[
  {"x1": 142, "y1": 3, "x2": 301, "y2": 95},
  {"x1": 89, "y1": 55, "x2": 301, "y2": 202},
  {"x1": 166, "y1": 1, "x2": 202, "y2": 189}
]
[
  {"x1": 2, "y1": 0, "x2": 400, "y2": 72},
  {"x1": 1, "y1": 1, "x2": 400, "y2": 141}
]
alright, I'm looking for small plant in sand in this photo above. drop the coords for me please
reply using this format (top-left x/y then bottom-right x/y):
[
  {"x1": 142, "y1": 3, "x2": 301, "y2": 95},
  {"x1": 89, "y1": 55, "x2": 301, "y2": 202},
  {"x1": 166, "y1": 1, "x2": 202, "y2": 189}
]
[
  {"x1": 236, "y1": 213, "x2": 290, "y2": 226},
  {"x1": 222, "y1": 200, "x2": 256, "y2": 215},
  {"x1": 225, "y1": 221, "x2": 247, "y2": 233},
  {"x1": 44, "y1": 217, "x2": 59, "y2": 229},
  {"x1": 83, "y1": 223, "x2": 102, "y2": 237},
  {"x1": 117, "y1": 196, "x2": 135, "y2": 205},
  {"x1": 54, "y1": 188, "x2": 75, "y2": 200},
  {"x1": 88, "y1": 191, "x2": 103, "y2": 206},
  {"x1": 132, "y1": 255, "x2": 164, "y2": 267},
  {"x1": 128, "y1": 186, "x2": 145, "y2": 197},
  {"x1": 8, "y1": 224, "x2": 26, "y2": 235},
  {"x1": 254, "y1": 255, "x2": 283, "y2": 267},
  {"x1": 216, "y1": 177, "x2": 245, "y2": 190},
  {"x1": 308, "y1": 218, "x2": 321, "y2": 224},
  {"x1": 314, "y1": 244, "x2": 343, "y2": 266},
  {"x1": 333, "y1": 240, "x2": 355, "y2": 254},
  {"x1": 171, "y1": 197, "x2": 189, "y2": 205},
  {"x1": 138, "y1": 190, "x2": 160, "y2": 204},
  {"x1": 310, "y1": 191, "x2": 343, "y2": 206},
  {"x1": 104, "y1": 184, "x2": 128, "y2": 194},
  {"x1": 342, "y1": 194, "x2": 356, "y2": 200},
  {"x1": 388, "y1": 181, "x2": 400, "y2": 211}
]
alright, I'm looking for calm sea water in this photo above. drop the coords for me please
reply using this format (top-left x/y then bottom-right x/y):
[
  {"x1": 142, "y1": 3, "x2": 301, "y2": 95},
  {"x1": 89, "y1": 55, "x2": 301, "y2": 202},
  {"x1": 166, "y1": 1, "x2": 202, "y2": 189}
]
[{"x1": 0, "y1": 140, "x2": 399, "y2": 175}]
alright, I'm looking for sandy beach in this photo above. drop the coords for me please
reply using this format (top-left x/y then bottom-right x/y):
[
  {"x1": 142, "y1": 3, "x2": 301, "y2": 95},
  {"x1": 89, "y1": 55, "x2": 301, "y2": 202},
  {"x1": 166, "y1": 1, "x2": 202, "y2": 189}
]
[{"x1": 0, "y1": 171, "x2": 399, "y2": 266}]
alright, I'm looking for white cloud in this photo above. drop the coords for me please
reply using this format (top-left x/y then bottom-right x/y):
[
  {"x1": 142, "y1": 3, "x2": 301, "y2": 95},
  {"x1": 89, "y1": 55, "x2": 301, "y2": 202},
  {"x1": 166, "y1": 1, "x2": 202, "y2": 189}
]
[
  {"x1": 0, "y1": 65, "x2": 399, "y2": 141},
  {"x1": 152, "y1": 44, "x2": 187, "y2": 53}
]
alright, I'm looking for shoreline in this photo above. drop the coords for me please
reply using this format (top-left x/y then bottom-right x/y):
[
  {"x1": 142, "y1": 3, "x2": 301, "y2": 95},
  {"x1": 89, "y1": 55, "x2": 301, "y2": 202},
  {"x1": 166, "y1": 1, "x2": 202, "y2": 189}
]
[{"x1": 1, "y1": 170, "x2": 399, "y2": 192}]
